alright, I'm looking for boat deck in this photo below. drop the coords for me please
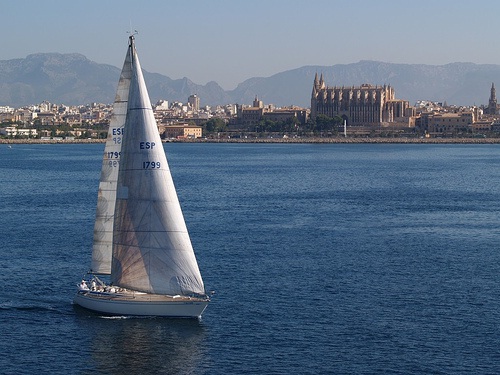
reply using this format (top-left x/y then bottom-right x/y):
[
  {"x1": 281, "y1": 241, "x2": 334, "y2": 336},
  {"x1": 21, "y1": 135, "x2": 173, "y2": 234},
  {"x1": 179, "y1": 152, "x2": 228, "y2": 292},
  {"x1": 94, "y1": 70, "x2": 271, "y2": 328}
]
[{"x1": 78, "y1": 290, "x2": 208, "y2": 303}]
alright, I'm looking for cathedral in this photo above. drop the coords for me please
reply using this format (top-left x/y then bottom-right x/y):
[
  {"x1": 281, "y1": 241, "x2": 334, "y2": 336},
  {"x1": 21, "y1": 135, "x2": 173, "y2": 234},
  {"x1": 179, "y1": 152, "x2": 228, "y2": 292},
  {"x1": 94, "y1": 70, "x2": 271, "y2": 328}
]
[{"x1": 311, "y1": 73, "x2": 411, "y2": 127}]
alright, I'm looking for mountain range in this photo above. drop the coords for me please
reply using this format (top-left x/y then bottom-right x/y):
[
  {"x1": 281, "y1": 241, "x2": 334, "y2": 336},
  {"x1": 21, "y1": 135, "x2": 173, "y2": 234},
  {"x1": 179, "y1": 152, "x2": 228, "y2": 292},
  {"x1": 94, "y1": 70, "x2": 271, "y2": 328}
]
[{"x1": 1, "y1": 53, "x2": 499, "y2": 109}]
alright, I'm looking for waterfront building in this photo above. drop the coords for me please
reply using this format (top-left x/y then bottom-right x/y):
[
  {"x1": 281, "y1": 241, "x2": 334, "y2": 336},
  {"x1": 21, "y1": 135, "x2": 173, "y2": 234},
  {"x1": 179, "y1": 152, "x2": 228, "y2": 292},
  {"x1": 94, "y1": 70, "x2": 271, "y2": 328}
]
[
  {"x1": 0, "y1": 112, "x2": 15, "y2": 123},
  {"x1": 0, "y1": 106, "x2": 14, "y2": 113},
  {"x1": 62, "y1": 113, "x2": 82, "y2": 126},
  {"x1": 35, "y1": 112, "x2": 57, "y2": 125},
  {"x1": 0, "y1": 126, "x2": 38, "y2": 137},
  {"x1": 472, "y1": 120, "x2": 494, "y2": 133},
  {"x1": 238, "y1": 105, "x2": 264, "y2": 127},
  {"x1": 15, "y1": 109, "x2": 37, "y2": 124},
  {"x1": 155, "y1": 100, "x2": 169, "y2": 110},
  {"x1": 416, "y1": 111, "x2": 476, "y2": 135},
  {"x1": 263, "y1": 107, "x2": 308, "y2": 125},
  {"x1": 161, "y1": 124, "x2": 203, "y2": 139},
  {"x1": 310, "y1": 73, "x2": 412, "y2": 127},
  {"x1": 188, "y1": 94, "x2": 200, "y2": 112},
  {"x1": 235, "y1": 95, "x2": 308, "y2": 128},
  {"x1": 430, "y1": 112, "x2": 474, "y2": 133}
]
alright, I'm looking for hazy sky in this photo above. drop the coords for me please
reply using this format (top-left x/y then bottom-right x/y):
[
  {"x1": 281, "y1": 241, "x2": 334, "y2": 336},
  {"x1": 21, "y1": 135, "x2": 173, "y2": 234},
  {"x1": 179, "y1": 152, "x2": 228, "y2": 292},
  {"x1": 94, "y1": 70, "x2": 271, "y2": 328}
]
[{"x1": 3, "y1": 0, "x2": 500, "y2": 89}]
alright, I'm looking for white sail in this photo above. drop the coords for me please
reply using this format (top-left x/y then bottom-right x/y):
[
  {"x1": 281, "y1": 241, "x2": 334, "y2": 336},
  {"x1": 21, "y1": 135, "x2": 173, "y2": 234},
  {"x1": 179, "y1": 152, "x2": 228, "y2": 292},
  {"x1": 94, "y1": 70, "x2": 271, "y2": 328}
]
[
  {"x1": 111, "y1": 38, "x2": 205, "y2": 296},
  {"x1": 90, "y1": 45, "x2": 133, "y2": 274}
]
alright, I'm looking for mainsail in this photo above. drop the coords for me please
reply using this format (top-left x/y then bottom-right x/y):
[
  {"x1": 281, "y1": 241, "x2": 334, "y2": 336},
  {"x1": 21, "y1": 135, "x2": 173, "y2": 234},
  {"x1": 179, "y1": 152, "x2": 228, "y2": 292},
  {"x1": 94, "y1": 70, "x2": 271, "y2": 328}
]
[
  {"x1": 111, "y1": 37, "x2": 205, "y2": 296},
  {"x1": 90, "y1": 45, "x2": 133, "y2": 274}
]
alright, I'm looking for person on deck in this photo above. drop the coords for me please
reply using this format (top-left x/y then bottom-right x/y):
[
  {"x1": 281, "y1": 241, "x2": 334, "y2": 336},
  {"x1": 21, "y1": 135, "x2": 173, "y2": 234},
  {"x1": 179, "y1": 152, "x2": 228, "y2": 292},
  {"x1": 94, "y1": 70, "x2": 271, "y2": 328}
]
[{"x1": 79, "y1": 280, "x2": 89, "y2": 290}]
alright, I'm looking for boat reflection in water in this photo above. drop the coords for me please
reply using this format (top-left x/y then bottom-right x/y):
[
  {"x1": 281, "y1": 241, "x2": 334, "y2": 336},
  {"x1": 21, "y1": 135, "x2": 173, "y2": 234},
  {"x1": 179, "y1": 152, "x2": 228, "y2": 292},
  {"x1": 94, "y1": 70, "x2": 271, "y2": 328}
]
[{"x1": 74, "y1": 310, "x2": 208, "y2": 373}]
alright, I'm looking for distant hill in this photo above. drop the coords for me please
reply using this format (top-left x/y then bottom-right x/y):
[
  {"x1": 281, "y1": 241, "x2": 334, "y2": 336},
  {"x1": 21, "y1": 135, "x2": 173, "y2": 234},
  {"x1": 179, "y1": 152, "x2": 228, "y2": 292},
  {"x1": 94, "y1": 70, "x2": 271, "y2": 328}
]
[
  {"x1": 229, "y1": 61, "x2": 500, "y2": 108},
  {"x1": 0, "y1": 53, "x2": 499, "y2": 108},
  {"x1": 0, "y1": 53, "x2": 232, "y2": 108}
]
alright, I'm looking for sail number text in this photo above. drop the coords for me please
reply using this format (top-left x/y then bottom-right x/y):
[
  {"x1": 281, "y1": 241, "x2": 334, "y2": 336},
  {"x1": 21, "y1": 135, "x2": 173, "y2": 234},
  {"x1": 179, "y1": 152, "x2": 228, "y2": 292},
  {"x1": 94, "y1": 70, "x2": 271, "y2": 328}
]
[
  {"x1": 143, "y1": 161, "x2": 161, "y2": 169},
  {"x1": 140, "y1": 141, "x2": 156, "y2": 149},
  {"x1": 107, "y1": 151, "x2": 121, "y2": 159},
  {"x1": 112, "y1": 127, "x2": 124, "y2": 144},
  {"x1": 140, "y1": 142, "x2": 158, "y2": 168},
  {"x1": 106, "y1": 151, "x2": 121, "y2": 167}
]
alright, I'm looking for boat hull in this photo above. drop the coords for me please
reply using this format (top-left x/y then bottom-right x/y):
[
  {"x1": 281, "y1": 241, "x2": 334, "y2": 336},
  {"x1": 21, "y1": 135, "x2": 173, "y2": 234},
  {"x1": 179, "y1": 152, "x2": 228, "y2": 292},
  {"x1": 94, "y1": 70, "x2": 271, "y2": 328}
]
[{"x1": 73, "y1": 291, "x2": 208, "y2": 318}]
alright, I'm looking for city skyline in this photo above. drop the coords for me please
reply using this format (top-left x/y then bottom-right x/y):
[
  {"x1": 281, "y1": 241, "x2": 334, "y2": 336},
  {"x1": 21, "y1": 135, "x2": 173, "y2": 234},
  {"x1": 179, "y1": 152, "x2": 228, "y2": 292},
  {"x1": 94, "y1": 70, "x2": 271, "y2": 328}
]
[{"x1": 3, "y1": 0, "x2": 500, "y2": 90}]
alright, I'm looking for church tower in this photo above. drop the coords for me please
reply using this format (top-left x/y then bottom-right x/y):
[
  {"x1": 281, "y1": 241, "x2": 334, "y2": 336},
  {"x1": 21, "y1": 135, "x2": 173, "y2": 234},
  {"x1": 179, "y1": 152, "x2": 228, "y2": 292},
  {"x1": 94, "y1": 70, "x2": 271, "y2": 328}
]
[
  {"x1": 253, "y1": 96, "x2": 263, "y2": 108},
  {"x1": 311, "y1": 73, "x2": 327, "y2": 119},
  {"x1": 488, "y1": 83, "x2": 497, "y2": 115}
]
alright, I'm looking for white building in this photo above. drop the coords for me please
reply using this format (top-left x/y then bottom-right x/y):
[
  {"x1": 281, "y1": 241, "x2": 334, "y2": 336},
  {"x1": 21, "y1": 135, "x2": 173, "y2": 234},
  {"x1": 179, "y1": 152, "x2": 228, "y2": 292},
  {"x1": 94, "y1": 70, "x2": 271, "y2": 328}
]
[
  {"x1": 0, "y1": 106, "x2": 14, "y2": 113},
  {"x1": 0, "y1": 127, "x2": 38, "y2": 137}
]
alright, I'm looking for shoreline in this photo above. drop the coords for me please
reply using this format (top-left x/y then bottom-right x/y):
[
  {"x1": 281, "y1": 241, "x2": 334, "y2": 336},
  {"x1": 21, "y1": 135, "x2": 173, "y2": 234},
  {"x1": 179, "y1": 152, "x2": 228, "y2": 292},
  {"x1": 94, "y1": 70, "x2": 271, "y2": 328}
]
[{"x1": 2, "y1": 137, "x2": 500, "y2": 145}]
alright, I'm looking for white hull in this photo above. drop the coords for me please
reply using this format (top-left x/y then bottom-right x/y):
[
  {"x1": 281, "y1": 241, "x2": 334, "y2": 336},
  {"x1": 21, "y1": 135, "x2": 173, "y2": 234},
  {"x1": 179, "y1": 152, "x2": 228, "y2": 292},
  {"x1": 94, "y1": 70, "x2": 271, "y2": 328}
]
[{"x1": 73, "y1": 291, "x2": 208, "y2": 318}]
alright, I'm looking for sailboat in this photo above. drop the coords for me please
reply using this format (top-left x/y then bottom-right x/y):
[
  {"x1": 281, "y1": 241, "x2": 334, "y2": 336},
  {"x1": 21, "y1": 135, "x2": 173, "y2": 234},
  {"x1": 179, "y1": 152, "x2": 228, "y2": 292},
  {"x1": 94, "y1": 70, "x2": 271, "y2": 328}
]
[{"x1": 73, "y1": 35, "x2": 209, "y2": 317}]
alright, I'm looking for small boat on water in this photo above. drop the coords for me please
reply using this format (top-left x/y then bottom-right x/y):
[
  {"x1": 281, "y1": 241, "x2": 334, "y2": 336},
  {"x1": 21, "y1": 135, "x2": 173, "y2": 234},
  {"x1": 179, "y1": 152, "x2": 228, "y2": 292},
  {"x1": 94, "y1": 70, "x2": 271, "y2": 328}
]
[{"x1": 73, "y1": 35, "x2": 209, "y2": 317}]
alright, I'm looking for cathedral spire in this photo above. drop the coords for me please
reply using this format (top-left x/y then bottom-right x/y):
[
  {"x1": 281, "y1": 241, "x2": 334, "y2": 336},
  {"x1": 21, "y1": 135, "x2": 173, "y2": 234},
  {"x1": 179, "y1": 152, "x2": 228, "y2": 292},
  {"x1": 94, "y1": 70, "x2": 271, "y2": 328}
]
[
  {"x1": 312, "y1": 74, "x2": 318, "y2": 97},
  {"x1": 319, "y1": 73, "x2": 325, "y2": 89},
  {"x1": 489, "y1": 82, "x2": 497, "y2": 115}
]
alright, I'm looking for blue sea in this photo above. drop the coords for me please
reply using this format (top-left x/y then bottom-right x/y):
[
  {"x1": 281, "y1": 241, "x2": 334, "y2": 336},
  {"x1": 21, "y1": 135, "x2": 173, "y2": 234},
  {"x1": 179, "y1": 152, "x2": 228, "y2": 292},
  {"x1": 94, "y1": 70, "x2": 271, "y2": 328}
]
[{"x1": 1, "y1": 142, "x2": 500, "y2": 374}]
